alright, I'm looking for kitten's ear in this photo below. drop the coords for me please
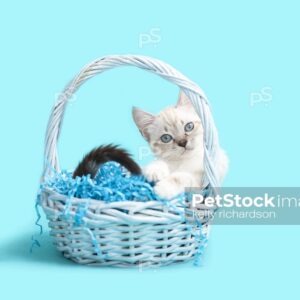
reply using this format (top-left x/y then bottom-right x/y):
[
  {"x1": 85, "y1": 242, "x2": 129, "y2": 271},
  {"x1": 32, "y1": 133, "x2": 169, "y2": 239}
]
[
  {"x1": 176, "y1": 90, "x2": 192, "y2": 107},
  {"x1": 132, "y1": 107, "x2": 155, "y2": 140}
]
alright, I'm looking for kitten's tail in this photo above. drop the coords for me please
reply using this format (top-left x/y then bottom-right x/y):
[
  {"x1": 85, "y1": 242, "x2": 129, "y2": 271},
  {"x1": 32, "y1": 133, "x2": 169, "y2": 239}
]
[{"x1": 73, "y1": 144, "x2": 141, "y2": 178}]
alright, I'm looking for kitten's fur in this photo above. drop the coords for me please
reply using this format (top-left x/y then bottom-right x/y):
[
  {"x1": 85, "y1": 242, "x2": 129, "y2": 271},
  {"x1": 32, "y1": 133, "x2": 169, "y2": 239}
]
[
  {"x1": 132, "y1": 91, "x2": 228, "y2": 199},
  {"x1": 73, "y1": 145, "x2": 141, "y2": 178}
]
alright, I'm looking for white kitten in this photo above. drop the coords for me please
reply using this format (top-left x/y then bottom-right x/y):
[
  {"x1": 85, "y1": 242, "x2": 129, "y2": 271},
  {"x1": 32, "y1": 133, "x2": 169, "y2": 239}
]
[{"x1": 132, "y1": 91, "x2": 228, "y2": 199}]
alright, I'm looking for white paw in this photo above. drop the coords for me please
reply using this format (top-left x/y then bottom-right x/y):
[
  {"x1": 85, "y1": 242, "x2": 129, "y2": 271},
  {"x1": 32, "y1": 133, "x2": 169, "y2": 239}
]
[
  {"x1": 143, "y1": 161, "x2": 169, "y2": 182},
  {"x1": 154, "y1": 178, "x2": 184, "y2": 199}
]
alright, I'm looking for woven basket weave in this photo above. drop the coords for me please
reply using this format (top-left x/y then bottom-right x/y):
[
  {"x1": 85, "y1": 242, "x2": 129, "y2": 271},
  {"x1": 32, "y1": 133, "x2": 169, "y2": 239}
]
[{"x1": 39, "y1": 55, "x2": 221, "y2": 267}]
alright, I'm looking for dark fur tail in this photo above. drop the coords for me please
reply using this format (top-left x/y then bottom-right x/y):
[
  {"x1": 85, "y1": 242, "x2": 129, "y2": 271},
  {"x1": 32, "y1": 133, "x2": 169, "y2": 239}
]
[{"x1": 73, "y1": 144, "x2": 141, "y2": 178}]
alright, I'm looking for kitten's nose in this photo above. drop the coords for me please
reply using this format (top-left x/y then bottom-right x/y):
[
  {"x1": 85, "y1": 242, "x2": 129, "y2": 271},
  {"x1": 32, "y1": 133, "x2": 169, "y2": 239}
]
[{"x1": 177, "y1": 139, "x2": 187, "y2": 148}]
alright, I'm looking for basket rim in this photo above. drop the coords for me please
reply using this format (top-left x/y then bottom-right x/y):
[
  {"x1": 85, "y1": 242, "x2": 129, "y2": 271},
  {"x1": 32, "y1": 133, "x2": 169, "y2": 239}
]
[
  {"x1": 41, "y1": 186, "x2": 190, "y2": 207},
  {"x1": 40, "y1": 188, "x2": 192, "y2": 225}
]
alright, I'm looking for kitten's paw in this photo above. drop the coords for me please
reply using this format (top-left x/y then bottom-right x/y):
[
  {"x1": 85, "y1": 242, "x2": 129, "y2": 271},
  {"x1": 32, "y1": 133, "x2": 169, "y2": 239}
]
[
  {"x1": 143, "y1": 161, "x2": 170, "y2": 182},
  {"x1": 154, "y1": 179, "x2": 184, "y2": 199}
]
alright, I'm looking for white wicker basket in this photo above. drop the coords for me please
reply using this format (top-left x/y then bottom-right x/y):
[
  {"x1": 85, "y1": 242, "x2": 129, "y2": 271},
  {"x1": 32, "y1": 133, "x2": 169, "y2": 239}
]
[{"x1": 39, "y1": 55, "x2": 221, "y2": 267}]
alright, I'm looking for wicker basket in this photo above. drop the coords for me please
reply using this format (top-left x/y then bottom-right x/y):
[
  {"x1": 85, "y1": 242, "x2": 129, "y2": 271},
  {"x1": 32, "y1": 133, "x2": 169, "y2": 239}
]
[{"x1": 39, "y1": 55, "x2": 221, "y2": 267}]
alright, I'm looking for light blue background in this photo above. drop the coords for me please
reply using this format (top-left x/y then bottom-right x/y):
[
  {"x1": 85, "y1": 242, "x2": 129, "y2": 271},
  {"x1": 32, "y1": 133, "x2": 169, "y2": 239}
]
[{"x1": 0, "y1": 1, "x2": 299, "y2": 299}]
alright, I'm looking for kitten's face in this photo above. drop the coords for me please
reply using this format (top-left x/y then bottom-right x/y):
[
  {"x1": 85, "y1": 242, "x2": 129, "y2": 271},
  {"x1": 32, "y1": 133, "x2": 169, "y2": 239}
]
[{"x1": 132, "y1": 92, "x2": 204, "y2": 160}]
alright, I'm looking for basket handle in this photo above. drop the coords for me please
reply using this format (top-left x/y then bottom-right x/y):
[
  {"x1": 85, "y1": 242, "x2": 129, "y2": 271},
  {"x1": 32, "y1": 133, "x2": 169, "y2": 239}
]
[{"x1": 43, "y1": 55, "x2": 220, "y2": 188}]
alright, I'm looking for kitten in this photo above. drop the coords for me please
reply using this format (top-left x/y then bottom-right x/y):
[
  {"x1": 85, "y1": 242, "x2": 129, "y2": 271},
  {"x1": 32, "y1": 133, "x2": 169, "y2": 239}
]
[{"x1": 132, "y1": 91, "x2": 228, "y2": 199}]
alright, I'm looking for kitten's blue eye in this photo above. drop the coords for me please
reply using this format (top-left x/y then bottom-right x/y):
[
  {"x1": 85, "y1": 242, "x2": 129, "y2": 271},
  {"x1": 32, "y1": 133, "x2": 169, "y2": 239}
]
[
  {"x1": 160, "y1": 134, "x2": 173, "y2": 143},
  {"x1": 184, "y1": 122, "x2": 194, "y2": 132}
]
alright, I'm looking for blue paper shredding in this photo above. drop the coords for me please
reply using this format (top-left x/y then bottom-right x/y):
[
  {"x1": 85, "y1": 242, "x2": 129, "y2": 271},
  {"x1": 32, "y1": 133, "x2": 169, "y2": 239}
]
[
  {"x1": 42, "y1": 161, "x2": 170, "y2": 202},
  {"x1": 193, "y1": 220, "x2": 209, "y2": 266}
]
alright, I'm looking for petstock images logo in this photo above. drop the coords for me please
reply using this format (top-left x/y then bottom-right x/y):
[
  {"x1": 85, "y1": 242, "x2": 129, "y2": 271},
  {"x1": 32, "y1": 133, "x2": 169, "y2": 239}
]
[{"x1": 185, "y1": 187, "x2": 300, "y2": 225}]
